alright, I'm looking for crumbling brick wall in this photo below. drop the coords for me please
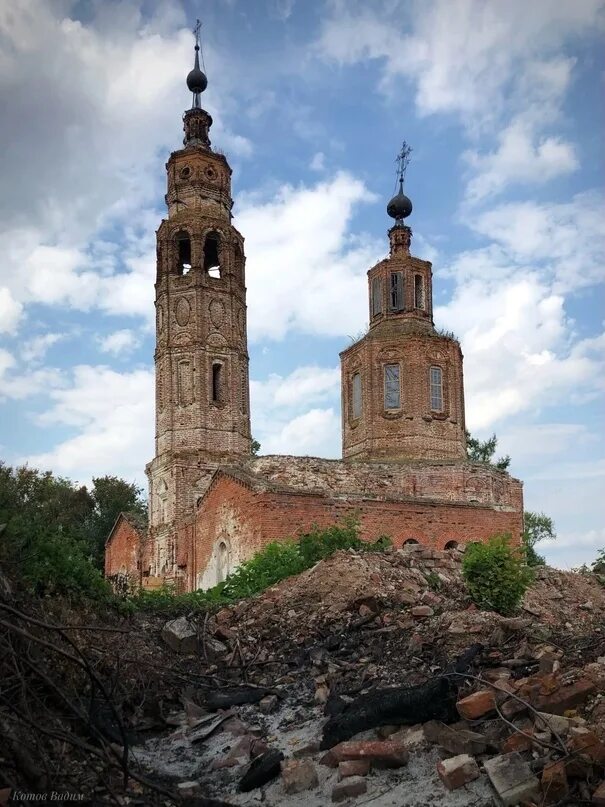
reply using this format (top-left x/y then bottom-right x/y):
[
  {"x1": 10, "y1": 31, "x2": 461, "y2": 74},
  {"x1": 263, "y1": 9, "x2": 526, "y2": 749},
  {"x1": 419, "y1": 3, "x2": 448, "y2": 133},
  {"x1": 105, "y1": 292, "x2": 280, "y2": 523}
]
[{"x1": 104, "y1": 516, "x2": 142, "y2": 585}]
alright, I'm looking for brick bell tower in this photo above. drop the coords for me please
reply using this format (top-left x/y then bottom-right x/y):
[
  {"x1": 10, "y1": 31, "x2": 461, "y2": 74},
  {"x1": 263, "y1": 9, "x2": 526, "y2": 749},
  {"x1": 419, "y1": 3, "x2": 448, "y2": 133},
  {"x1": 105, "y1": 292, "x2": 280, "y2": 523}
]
[
  {"x1": 146, "y1": 24, "x2": 251, "y2": 577},
  {"x1": 340, "y1": 143, "x2": 466, "y2": 462}
]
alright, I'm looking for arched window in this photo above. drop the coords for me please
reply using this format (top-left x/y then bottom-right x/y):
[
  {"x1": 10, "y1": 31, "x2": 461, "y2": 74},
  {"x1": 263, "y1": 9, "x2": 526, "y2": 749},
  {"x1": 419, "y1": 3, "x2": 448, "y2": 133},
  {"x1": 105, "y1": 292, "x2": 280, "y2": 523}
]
[
  {"x1": 211, "y1": 362, "x2": 223, "y2": 403},
  {"x1": 430, "y1": 366, "x2": 443, "y2": 412},
  {"x1": 384, "y1": 364, "x2": 401, "y2": 409},
  {"x1": 389, "y1": 271, "x2": 403, "y2": 311},
  {"x1": 204, "y1": 232, "x2": 221, "y2": 278},
  {"x1": 444, "y1": 540, "x2": 459, "y2": 550},
  {"x1": 351, "y1": 372, "x2": 362, "y2": 419},
  {"x1": 403, "y1": 538, "x2": 419, "y2": 546},
  {"x1": 371, "y1": 276, "x2": 383, "y2": 316},
  {"x1": 414, "y1": 274, "x2": 425, "y2": 309},
  {"x1": 216, "y1": 541, "x2": 229, "y2": 584},
  {"x1": 175, "y1": 231, "x2": 192, "y2": 274}
]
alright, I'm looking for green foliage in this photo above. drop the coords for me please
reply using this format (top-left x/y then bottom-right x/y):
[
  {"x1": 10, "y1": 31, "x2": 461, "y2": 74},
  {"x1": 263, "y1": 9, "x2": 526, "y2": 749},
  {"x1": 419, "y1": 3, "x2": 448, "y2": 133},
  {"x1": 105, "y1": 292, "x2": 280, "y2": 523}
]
[
  {"x1": 462, "y1": 535, "x2": 533, "y2": 616},
  {"x1": 522, "y1": 511, "x2": 555, "y2": 566},
  {"x1": 425, "y1": 570, "x2": 442, "y2": 591},
  {"x1": 465, "y1": 431, "x2": 511, "y2": 471},
  {"x1": 84, "y1": 476, "x2": 147, "y2": 568},
  {"x1": 251, "y1": 438, "x2": 261, "y2": 456},
  {"x1": 0, "y1": 462, "x2": 111, "y2": 599},
  {"x1": 130, "y1": 518, "x2": 392, "y2": 613},
  {"x1": 592, "y1": 548, "x2": 605, "y2": 576}
]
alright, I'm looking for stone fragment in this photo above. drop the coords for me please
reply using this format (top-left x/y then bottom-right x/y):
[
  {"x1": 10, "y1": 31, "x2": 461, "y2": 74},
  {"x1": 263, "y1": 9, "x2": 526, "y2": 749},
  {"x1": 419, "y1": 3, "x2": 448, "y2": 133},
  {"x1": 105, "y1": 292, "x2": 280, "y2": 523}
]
[
  {"x1": 332, "y1": 776, "x2": 368, "y2": 802},
  {"x1": 358, "y1": 603, "x2": 374, "y2": 617},
  {"x1": 321, "y1": 740, "x2": 409, "y2": 768},
  {"x1": 293, "y1": 740, "x2": 320, "y2": 759},
  {"x1": 411, "y1": 605, "x2": 434, "y2": 617},
  {"x1": 536, "y1": 712, "x2": 572, "y2": 736},
  {"x1": 536, "y1": 678, "x2": 596, "y2": 715},
  {"x1": 259, "y1": 694, "x2": 278, "y2": 714},
  {"x1": 281, "y1": 759, "x2": 319, "y2": 794},
  {"x1": 161, "y1": 616, "x2": 198, "y2": 654},
  {"x1": 423, "y1": 721, "x2": 489, "y2": 755},
  {"x1": 338, "y1": 759, "x2": 371, "y2": 779},
  {"x1": 177, "y1": 781, "x2": 202, "y2": 797},
  {"x1": 592, "y1": 780, "x2": 605, "y2": 806},
  {"x1": 391, "y1": 724, "x2": 426, "y2": 749},
  {"x1": 483, "y1": 753, "x2": 540, "y2": 807},
  {"x1": 456, "y1": 689, "x2": 496, "y2": 720},
  {"x1": 437, "y1": 754, "x2": 480, "y2": 791},
  {"x1": 541, "y1": 760, "x2": 568, "y2": 805},
  {"x1": 568, "y1": 730, "x2": 605, "y2": 765},
  {"x1": 315, "y1": 684, "x2": 330, "y2": 705}
]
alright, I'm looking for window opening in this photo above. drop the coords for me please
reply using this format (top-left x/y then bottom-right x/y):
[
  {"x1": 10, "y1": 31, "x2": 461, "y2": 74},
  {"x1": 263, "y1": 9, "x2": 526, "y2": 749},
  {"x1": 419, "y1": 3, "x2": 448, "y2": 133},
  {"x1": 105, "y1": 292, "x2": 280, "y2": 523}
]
[
  {"x1": 352, "y1": 373, "x2": 362, "y2": 419},
  {"x1": 371, "y1": 276, "x2": 383, "y2": 316},
  {"x1": 204, "y1": 232, "x2": 221, "y2": 278},
  {"x1": 403, "y1": 538, "x2": 419, "y2": 546},
  {"x1": 176, "y1": 231, "x2": 191, "y2": 274},
  {"x1": 389, "y1": 271, "x2": 403, "y2": 311},
  {"x1": 430, "y1": 366, "x2": 443, "y2": 412},
  {"x1": 414, "y1": 274, "x2": 425, "y2": 309},
  {"x1": 444, "y1": 540, "x2": 459, "y2": 550},
  {"x1": 212, "y1": 362, "x2": 222, "y2": 403},
  {"x1": 217, "y1": 541, "x2": 229, "y2": 584},
  {"x1": 384, "y1": 364, "x2": 401, "y2": 409}
]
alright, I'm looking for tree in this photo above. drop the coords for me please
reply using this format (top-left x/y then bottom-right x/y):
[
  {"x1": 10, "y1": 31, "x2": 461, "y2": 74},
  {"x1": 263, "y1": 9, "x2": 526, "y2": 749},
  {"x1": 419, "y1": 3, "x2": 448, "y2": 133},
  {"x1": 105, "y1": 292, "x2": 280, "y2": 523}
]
[
  {"x1": 84, "y1": 476, "x2": 147, "y2": 568},
  {"x1": 522, "y1": 511, "x2": 556, "y2": 567},
  {"x1": 251, "y1": 438, "x2": 261, "y2": 456},
  {"x1": 466, "y1": 430, "x2": 510, "y2": 470}
]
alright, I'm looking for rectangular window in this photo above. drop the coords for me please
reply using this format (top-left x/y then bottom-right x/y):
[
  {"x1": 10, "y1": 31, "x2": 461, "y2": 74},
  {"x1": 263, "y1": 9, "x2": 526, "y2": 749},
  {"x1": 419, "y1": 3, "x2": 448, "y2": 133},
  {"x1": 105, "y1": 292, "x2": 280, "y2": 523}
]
[
  {"x1": 212, "y1": 362, "x2": 222, "y2": 403},
  {"x1": 414, "y1": 274, "x2": 425, "y2": 309},
  {"x1": 352, "y1": 373, "x2": 362, "y2": 419},
  {"x1": 389, "y1": 272, "x2": 403, "y2": 311},
  {"x1": 384, "y1": 364, "x2": 401, "y2": 409},
  {"x1": 371, "y1": 277, "x2": 383, "y2": 316},
  {"x1": 430, "y1": 366, "x2": 443, "y2": 412}
]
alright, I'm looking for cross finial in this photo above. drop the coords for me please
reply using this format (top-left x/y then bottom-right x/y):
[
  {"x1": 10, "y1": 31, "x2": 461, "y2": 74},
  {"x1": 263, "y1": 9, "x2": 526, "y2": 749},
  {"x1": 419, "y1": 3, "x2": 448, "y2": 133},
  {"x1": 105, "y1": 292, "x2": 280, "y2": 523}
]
[
  {"x1": 396, "y1": 141, "x2": 413, "y2": 190},
  {"x1": 193, "y1": 18, "x2": 202, "y2": 50}
]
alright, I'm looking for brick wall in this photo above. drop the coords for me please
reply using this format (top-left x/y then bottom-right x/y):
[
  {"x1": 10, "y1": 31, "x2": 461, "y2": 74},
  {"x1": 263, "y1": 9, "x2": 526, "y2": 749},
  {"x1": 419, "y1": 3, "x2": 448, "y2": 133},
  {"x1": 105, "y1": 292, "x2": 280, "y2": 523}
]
[
  {"x1": 104, "y1": 516, "x2": 142, "y2": 582},
  {"x1": 192, "y1": 468, "x2": 523, "y2": 590}
]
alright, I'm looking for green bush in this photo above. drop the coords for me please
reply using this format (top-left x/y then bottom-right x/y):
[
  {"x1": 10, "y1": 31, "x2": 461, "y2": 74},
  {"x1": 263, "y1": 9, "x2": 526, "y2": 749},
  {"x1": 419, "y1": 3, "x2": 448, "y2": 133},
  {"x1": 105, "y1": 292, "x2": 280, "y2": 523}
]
[
  {"x1": 221, "y1": 541, "x2": 307, "y2": 600},
  {"x1": 462, "y1": 535, "x2": 533, "y2": 616}
]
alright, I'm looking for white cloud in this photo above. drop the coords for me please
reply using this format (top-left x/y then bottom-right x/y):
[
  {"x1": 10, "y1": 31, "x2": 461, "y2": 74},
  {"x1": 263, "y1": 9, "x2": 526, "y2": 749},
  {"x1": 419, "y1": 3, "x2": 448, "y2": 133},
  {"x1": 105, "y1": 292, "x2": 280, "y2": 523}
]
[
  {"x1": 236, "y1": 172, "x2": 380, "y2": 341},
  {"x1": 20, "y1": 333, "x2": 65, "y2": 363},
  {"x1": 250, "y1": 365, "x2": 341, "y2": 457},
  {"x1": 0, "y1": 287, "x2": 23, "y2": 334},
  {"x1": 497, "y1": 423, "x2": 591, "y2": 465},
  {"x1": 98, "y1": 329, "x2": 141, "y2": 356},
  {"x1": 464, "y1": 120, "x2": 578, "y2": 203},
  {"x1": 317, "y1": 0, "x2": 605, "y2": 126},
  {"x1": 310, "y1": 151, "x2": 326, "y2": 171},
  {"x1": 27, "y1": 365, "x2": 154, "y2": 484}
]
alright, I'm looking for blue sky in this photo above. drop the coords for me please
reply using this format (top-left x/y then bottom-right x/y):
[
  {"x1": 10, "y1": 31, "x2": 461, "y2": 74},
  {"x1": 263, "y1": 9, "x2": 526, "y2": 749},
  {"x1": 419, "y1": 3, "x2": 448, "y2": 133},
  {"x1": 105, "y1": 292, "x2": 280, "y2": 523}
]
[{"x1": 0, "y1": 0, "x2": 603, "y2": 568}]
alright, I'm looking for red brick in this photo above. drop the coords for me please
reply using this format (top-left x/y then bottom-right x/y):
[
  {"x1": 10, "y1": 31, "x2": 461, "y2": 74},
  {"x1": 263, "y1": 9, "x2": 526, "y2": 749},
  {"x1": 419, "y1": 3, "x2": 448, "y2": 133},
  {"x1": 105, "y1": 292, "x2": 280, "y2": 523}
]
[
  {"x1": 456, "y1": 690, "x2": 496, "y2": 720},
  {"x1": 338, "y1": 759, "x2": 371, "y2": 779},
  {"x1": 541, "y1": 761, "x2": 568, "y2": 805},
  {"x1": 332, "y1": 777, "x2": 367, "y2": 802},
  {"x1": 321, "y1": 740, "x2": 409, "y2": 769},
  {"x1": 536, "y1": 679, "x2": 596, "y2": 715},
  {"x1": 437, "y1": 754, "x2": 480, "y2": 790}
]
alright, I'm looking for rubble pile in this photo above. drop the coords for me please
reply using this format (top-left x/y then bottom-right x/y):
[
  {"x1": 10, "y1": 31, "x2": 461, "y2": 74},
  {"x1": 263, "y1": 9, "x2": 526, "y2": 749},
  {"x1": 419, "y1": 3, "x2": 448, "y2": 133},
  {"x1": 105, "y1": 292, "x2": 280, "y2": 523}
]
[{"x1": 135, "y1": 546, "x2": 605, "y2": 805}]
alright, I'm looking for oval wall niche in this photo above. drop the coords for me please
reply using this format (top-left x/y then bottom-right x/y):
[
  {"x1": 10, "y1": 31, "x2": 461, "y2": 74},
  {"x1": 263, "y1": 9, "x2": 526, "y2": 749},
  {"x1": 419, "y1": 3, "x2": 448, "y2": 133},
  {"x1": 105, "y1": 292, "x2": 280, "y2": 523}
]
[
  {"x1": 175, "y1": 297, "x2": 191, "y2": 326},
  {"x1": 209, "y1": 299, "x2": 225, "y2": 328}
]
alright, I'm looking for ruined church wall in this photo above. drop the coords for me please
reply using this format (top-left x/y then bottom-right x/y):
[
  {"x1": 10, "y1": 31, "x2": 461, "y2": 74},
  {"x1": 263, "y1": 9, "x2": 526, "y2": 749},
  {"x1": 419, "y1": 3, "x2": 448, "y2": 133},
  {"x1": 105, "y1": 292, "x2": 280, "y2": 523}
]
[
  {"x1": 192, "y1": 473, "x2": 523, "y2": 591},
  {"x1": 104, "y1": 519, "x2": 141, "y2": 582}
]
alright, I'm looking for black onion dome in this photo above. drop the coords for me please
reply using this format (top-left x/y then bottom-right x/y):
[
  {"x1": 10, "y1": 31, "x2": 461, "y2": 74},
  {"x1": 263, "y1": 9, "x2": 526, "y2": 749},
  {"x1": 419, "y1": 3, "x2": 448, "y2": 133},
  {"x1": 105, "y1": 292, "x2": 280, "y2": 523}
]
[
  {"x1": 187, "y1": 47, "x2": 207, "y2": 94},
  {"x1": 387, "y1": 191, "x2": 413, "y2": 220}
]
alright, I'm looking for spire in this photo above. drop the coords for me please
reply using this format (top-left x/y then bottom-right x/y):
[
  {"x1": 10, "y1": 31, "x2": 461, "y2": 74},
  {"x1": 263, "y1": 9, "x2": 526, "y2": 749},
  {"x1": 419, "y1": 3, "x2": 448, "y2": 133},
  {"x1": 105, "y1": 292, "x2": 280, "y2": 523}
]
[
  {"x1": 386, "y1": 141, "x2": 413, "y2": 225},
  {"x1": 183, "y1": 19, "x2": 212, "y2": 149},
  {"x1": 186, "y1": 19, "x2": 208, "y2": 109}
]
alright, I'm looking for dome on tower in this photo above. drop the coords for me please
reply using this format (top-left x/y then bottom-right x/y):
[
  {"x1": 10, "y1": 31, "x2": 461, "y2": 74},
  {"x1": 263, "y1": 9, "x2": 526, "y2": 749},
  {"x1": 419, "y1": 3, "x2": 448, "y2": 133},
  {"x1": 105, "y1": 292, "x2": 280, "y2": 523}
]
[
  {"x1": 187, "y1": 48, "x2": 208, "y2": 94},
  {"x1": 387, "y1": 190, "x2": 413, "y2": 221}
]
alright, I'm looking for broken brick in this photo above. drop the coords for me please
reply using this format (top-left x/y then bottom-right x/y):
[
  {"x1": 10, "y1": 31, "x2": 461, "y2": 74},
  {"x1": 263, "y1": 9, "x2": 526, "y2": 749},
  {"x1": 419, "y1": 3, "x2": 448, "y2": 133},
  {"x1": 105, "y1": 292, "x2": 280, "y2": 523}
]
[
  {"x1": 321, "y1": 740, "x2": 409, "y2": 768},
  {"x1": 592, "y1": 780, "x2": 605, "y2": 806},
  {"x1": 338, "y1": 759, "x2": 371, "y2": 779},
  {"x1": 437, "y1": 754, "x2": 480, "y2": 790},
  {"x1": 411, "y1": 605, "x2": 434, "y2": 617},
  {"x1": 281, "y1": 759, "x2": 318, "y2": 794},
  {"x1": 332, "y1": 776, "x2": 368, "y2": 802},
  {"x1": 483, "y1": 753, "x2": 540, "y2": 807},
  {"x1": 456, "y1": 689, "x2": 496, "y2": 720},
  {"x1": 541, "y1": 760, "x2": 568, "y2": 805},
  {"x1": 535, "y1": 678, "x2": 596, "y2": 715}
]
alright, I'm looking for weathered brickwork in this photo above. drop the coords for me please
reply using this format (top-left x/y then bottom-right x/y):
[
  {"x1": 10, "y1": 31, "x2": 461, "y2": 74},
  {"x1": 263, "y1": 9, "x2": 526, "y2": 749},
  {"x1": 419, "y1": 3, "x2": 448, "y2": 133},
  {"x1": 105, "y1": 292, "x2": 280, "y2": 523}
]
[
  {"x1": 104, "y1": 513, "x2": 144, "y2": 583},
  {"x1": 104, "y1": 57, "x2": 525, "y2": 592},
  {"x1": 190, "y1": 461, "x2": 522, "y2": 589}
]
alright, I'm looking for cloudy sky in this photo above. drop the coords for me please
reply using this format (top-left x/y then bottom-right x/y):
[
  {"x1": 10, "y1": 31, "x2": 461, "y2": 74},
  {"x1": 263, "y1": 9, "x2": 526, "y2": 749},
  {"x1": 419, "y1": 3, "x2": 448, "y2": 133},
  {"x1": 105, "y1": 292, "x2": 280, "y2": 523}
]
[{"x1": 0, "y1": 0, "x2": 603, "y2": 568}]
